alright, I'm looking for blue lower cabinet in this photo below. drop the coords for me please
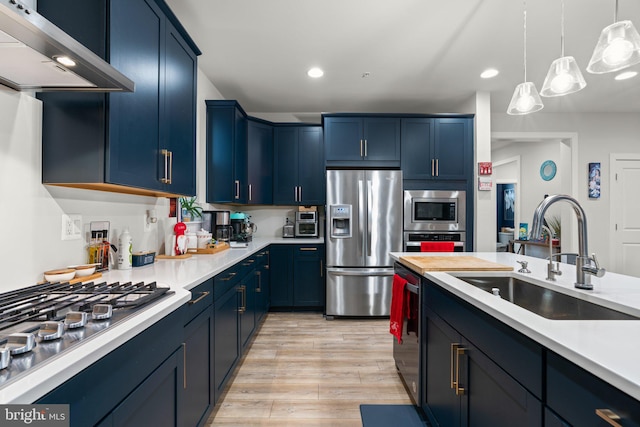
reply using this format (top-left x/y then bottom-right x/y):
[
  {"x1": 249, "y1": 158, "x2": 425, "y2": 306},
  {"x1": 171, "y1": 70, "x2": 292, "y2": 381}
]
[
  {"x1": 213, "y1": 283, "x2": 241, "y2": 398},
  {"x1": 254, "y1": 250, "x2": 270, "y2": 322},
  {"x1": 183, "y1": 279, "x2": 214, "y2": 427},
  {"x1": 36, "y1": 305, "x2": 186, "y2": 426},
  {"x1": 239, "y1": 270, "x2": 257, "y2": 351},
  {"x1": 270, "y1": 244, "x2": 325, "y2": 309},
  {"x1": 97, "y1": 347, "x2": 185, "y2": 427}
]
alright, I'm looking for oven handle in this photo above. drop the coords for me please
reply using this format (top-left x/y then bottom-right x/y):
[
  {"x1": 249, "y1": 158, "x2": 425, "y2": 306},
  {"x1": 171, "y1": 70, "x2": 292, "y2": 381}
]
[
  {"x1": 405, "y1": 283, "x2": 419, "y2": 294},
  {"x1": 405, "y1": 241, "x2": 465, "y2": 247}
]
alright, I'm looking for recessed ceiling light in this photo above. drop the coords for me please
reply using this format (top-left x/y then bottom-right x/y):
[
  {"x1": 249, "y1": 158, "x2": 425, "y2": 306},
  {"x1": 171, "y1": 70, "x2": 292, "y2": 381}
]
[
  {"x1": 614, "y1": 70, "x2": 638, "y2": 80},
  {"x1": 307, "y1": 67, "x2": 324, "y2": 78},
  {"x1": 55, "y1": 56, "x2": 76, "y2": 67},
  {"x1": 480, "y1": 68, "x2": 499, "y2": 79}
]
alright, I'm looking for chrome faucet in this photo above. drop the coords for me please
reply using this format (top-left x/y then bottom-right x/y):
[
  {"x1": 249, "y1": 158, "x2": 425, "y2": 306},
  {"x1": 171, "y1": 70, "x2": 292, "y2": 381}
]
[
  {"x1": 530, "y1": 194, "x2": 605, "y2": 290},
  {"x1": 542, "y1": 225, "x2": 562, "y2": 281}
]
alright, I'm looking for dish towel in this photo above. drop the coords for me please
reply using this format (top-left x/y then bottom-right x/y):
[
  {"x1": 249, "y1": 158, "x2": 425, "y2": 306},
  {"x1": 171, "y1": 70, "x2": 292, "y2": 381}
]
[
  {"x1": 420, "y1": 241, "x2": 455, "y2": 252},
  {"x1": 390, "y1": 274, "x2": 408, "y2": 344}
]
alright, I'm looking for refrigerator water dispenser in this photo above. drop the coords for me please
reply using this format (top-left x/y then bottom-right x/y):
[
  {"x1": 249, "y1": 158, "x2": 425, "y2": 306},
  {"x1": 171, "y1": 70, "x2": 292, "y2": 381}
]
[{"x1": 330, "y1": 205, "x2": 352, "y2": 238}]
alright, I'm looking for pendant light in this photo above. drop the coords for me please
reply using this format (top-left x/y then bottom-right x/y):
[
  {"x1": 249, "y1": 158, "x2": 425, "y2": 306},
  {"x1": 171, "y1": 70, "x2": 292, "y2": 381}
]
[
  {"x1": 507, "y1": 0, "x2": 543, "y2": 115},
  {"x1": 587, "y1": 0, "x2": 640, "y2": 74},
  {"x1": 541, "y1": 0, "x2": 586, "y2": 97}
]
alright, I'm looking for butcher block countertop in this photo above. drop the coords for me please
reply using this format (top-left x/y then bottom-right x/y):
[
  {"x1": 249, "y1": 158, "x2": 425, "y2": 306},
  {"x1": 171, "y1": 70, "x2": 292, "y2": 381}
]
[
  {"x1": 390, "y1": 251, "x2": 640, "y2": 402},
  {"x1": 399, "y1": 255, "x2": 513, "y2": 273}
]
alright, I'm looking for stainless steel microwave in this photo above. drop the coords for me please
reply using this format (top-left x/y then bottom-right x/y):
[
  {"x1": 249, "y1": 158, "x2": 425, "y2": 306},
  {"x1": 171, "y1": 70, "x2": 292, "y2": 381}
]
[{"x1": 403, "y1": 190, "x2": 466, "y2": 231}]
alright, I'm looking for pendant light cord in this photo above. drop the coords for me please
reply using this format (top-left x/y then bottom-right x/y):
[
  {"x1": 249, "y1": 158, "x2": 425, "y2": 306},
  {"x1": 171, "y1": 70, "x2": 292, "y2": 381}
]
[
  {"x1": 614, "y1": 0, "x2": 619, "y2": 23},
  {"x1": 560, "y1": 0, "x2": 565, "y2": 57},
  {"x1": 523, "y1": 0, "x2": 527, "y2": 82}
]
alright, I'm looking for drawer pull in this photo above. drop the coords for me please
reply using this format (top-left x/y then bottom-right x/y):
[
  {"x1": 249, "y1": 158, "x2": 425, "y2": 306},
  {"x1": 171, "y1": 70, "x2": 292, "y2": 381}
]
[
  {"x1": 188, "y1": 291, "x2": 210, "y2": 305},
  {"x1": 455, "y1": 346, "x2": 467, "y2": 396},
  {"x1": 596, "y1": 409, "x2": 623, "y2": 427},
  {"x1": 220, "y1": 272, "x2": 237, "y2": 281},
  {"x1": 450, "y1": 343, "x2": 458, "y2": 389},
  {"x1": 300, "y1": 247, "x2": 318, "y2": 251},
  {"x1": 182, "y1": 342, "x2": 187, "y2": 389}
]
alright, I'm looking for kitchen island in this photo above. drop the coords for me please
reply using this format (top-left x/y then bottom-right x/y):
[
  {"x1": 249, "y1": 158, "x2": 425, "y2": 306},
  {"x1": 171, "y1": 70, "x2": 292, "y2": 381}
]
[
  {"x1": 0, "y1": 237, "x2": 322, "y2": 406},
  {"x1": 392, "y1": 251, "x2": 640, "y2": 426}
]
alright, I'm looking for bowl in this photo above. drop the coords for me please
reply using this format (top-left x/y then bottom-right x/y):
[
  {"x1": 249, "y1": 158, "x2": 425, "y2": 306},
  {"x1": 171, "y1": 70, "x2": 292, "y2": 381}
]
[
  {"x1": 69, "y1": 264, "x2": 98, "y2": 277},
  {"x1": 44, "y1": 269, "x2": 76, "y2": 282}
]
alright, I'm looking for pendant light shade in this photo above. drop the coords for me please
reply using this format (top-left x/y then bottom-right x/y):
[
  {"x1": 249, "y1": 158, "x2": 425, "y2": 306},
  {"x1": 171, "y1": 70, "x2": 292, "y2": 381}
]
[
  {"x1": 587, "y1": 0, "x2": 640, "y2": 74},
  {"x1": 508, "y1": 82, "x2": 544, "y2": 115},
  {"x1": 507, "y1": 0, "x2": 543, "y2": 115},
  {"x1": 541, "y1": 0, "x2": 586, "y2": 97},
  {"x1": 541, "y1": 57, "x2": 586, "y2": 97}
]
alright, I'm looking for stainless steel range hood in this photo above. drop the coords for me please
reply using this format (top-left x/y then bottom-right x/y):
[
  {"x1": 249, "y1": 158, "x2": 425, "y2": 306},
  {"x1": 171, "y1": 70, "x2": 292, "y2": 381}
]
[{"x1": 0, "y1": 0, "x2": 134, "y2": 92}]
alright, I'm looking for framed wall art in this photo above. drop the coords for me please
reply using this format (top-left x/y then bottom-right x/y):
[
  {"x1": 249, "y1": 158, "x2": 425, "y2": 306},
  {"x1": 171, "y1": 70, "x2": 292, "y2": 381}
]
[{"x1": 588, "y1": 162, "x2": 601, "y2": 199}]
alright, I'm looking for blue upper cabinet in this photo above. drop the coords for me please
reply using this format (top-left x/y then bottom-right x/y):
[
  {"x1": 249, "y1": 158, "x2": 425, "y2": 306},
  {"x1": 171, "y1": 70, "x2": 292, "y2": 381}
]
[
  {"x1": 37, "y1": 0, "x2": 200, "y2": 197},
  {"x1": 324, "y1": 116, "x2": 400, "y2": 167},
  {"x1": 206, "y1": 101, "x2": 248, "y2": 203},
  {"x1": 247, "y1": 119, "x2": 274, "y2": 204},
  {"x1": 401, "y1": 117, "x2": 473, "y2": 181},
  {"x1": 273, "y1": 125, "x2": 324, "y2": 205}
]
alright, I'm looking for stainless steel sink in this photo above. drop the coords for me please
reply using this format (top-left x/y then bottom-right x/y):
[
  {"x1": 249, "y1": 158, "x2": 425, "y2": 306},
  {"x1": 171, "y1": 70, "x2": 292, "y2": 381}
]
[{"x1": 455, "y1": 276, "x2": 639, "y2": 320}]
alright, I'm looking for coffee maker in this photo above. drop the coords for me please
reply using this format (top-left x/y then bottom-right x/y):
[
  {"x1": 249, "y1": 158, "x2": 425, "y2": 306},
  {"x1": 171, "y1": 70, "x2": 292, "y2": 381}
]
[
  {"x1": 230, "y1": 212, "x2": 252, "y2": 242},
  {"x1": 203, "y1": 210, "x2": 232, "y2": 242}
]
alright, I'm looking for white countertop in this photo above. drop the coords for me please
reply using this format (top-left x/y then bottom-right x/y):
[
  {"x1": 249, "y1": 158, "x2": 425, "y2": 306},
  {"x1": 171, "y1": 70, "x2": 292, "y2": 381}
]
[
  {"x1": 1, "y1": 237, "x2": 323, "y2": 404},
  {"x1": 390, "y1": 251, "x2": 640, "y2": 401}
]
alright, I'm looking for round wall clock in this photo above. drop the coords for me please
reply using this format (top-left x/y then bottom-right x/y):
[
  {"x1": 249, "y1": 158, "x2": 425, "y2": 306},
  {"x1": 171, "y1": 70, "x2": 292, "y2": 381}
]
[{"x1": 540, "y1": 160, "x2": 557, "y2": 181}]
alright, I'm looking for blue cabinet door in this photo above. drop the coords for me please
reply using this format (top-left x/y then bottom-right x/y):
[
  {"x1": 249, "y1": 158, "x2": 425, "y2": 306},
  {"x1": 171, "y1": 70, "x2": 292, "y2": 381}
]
[
  {"x1": 401, "y1": 118, "x2": 434, "y2": 180},
  {"x1": 362, "y1": 117, "x2": 401, "y2": 162},
  {"x1": 163, "y1": 21, "x2": 197, "y2": 196},
  {"x1": 255, "y1": 250, "x2": 270, "y2": 322},
  {"x1": 433, "y1": 118, "x2": 471, "y2": 180},
  {"x1": 293, "y1": 245, "x2": 324, "y2": 307},
  {"x1": 298, "y1": 127, "x2": 325, "y2": 205},
  {"x1": 325, "y1": 116, "x2": 400, "y2": 166},
  {"x1": 183, "y1": 305, "x2": 213, "y2": 427},
  {"x1": 269, "y1": 245, "x2": 294, "y2": 307},
  {"x1": 107, "y1": 0, "x2": 163, "y2": 191},
  {"x1": 206, "y1": 101, "x2": 248, "y2": 203},
  {"x1": 214, "y1": 284, "x2": 240, "y2": 397},
  {"x1": 247, "y1": 120, "x2": 274, "y2": 204},
  {"x1": 324, "y1": 117, "x2": 363, "y2": 162},
  {"x1": 240, "y1": 271, "x2": 257, "y2": 350},
  {"x1": 273, "y1": 127, "x2": 299, "y2": 205}
]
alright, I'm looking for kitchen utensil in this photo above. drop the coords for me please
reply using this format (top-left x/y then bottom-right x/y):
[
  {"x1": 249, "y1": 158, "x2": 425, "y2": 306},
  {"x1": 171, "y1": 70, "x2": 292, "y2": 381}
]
[{"x1": 399, "y1": 255, "x2": 513, "y2": 274}]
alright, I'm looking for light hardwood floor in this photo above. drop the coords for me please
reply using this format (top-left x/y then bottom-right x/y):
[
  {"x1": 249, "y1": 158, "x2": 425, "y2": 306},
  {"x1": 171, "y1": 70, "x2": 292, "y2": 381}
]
[{"x1": 205, "y1": 312, "x2": 412, "y2": 426}]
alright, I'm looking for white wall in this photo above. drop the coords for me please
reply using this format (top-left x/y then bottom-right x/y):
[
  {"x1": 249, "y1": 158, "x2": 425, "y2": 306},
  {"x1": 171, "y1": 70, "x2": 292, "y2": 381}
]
[{"x1": 492, "y1": 112, "x2": 640, "y2": 271}]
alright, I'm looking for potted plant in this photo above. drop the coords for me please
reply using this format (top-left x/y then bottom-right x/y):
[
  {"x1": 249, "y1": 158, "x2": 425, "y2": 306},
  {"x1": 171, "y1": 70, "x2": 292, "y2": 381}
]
[{"x1": 179, "y1": 197, "x2": 202, "y2": 222}]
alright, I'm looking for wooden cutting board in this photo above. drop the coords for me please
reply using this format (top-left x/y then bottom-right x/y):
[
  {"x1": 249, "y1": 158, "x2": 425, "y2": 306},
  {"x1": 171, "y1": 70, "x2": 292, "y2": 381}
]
[
  {"x1": 399, "y1": 256, "x2": 513, "y2": 274},
  {"x1": 187, "y1": 242, "x2": 230, "y2": 255}
]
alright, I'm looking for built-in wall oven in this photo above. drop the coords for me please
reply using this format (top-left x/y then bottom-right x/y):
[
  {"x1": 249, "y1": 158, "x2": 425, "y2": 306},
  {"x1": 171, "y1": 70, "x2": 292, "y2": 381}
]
[
  {"x1": 393, "y1": 262, "x2": 422, "y2": 405},
  {"x1": 403, "y1": 190, "x2": 466, "y2": 252}
]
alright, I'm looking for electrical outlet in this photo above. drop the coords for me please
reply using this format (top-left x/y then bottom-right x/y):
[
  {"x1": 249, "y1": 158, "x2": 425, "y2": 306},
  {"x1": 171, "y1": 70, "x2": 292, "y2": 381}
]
[{"x1": 62, "y1": 214, "x2": 82, "y2": 240}]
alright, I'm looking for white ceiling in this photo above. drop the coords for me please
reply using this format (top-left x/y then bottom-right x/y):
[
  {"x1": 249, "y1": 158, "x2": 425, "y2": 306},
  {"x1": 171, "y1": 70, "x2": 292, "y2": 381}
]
[{"x1": 166, "y1": 0, "x2": 640, "y2": 118}]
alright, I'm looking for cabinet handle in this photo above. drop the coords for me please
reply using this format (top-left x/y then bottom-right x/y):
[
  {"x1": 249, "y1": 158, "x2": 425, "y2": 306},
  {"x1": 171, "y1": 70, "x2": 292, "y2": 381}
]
[
  {"x1": 256, "y1": 271, "x2": 261, "y2": 293},
  {"x1": 360, "y1": 139, "x2": 364, "y2": 157},
  {"x1": 182, "y1": 342, "x2": 187, "y2": 389},
  {"x1": 248, "y1": 184, "x2": 252, "y2": 201},
  {"x1": 234, "y1": 180, "x2": 240, "y2": 199},
  {"x1": 220, "y1": 272, "x2": 237, "y2": 281},
  {"x1": 299, "y1": 186, "x2": 302, "y2": 202},
  {"x1": 431, "y1": 159, "x2": 435, "y2": 177},
  {"x1": 294, "y1": 186, "x2": 298, "y2": 202},
  {"x1": 364, "y1": 139, "x2": 368, "y2": 157},
  {"x1": 300, "y1": 247, "x2": 318, "y2": 251},
  {"x1": 435, "y1": 158, "x2": 439, "y2": 177},
  {"x1": 161, "y1": 149, "x2": 173, "y2": 184},
  {"x1": 188, "y1": 291, "x2": 210, "y2": 305},
  {"x1": 320, "y1": 259, "x2": 323, "y2": 277},
  {"x1": 596, "y1": 409, "x2": 623, "y2": 427},
  {"x1": 455, "y1": 346, "x2": 467, "y2": 396},
  {"x1": 450, "y1": 343, "x2": 458, "y2": 389},
  {"x1": 238, "y1": 285, "x2": 246, "y2": 313}
]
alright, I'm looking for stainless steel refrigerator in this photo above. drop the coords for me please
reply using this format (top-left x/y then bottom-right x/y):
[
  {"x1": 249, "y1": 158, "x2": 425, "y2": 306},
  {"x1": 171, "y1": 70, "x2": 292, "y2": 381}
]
[{"x1": 326, "y1": 169, "x2": 403, "y2": 317}]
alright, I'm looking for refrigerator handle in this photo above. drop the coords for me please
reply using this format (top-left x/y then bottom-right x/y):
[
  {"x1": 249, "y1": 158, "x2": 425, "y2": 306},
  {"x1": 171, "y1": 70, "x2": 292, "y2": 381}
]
[
  {"x1": 367, "y1": 180, "x2": 373, "y2": 257},
  {"x1": 358, "y1": 179, "x2": 365, "y2": 258}
]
